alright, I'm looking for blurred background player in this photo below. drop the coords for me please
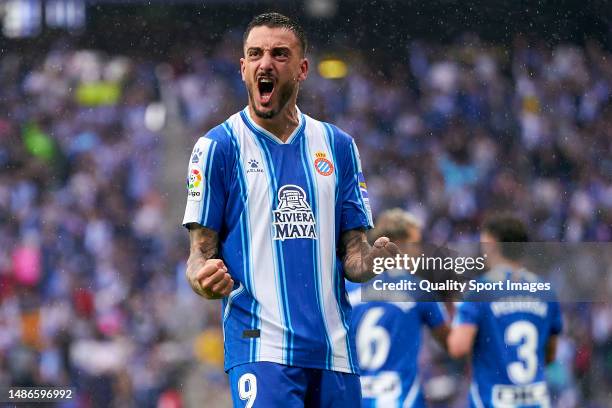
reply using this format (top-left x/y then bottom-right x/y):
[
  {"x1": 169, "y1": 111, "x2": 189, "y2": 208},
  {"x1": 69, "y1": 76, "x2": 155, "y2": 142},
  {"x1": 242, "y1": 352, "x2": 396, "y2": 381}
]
[
  {"x1": 349, "y1": 208, "x2": 450, "y2": 407},
  {"x1": 448, "y1": 214, "x2": 563, "y2": 408}
]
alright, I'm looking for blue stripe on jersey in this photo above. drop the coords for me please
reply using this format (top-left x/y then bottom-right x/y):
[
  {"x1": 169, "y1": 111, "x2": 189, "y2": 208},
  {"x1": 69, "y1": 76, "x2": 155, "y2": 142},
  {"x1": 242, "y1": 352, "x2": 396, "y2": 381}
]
[
  {"x1": 223, "y1": 123, "x2": 247, "y2": 201},
  {"x1": 223, "y1": 284, "x2": 245, "y2": 322},
  {"x1": 201, "y1": 141, "x2": 217, "y2": 226},
  {"x1": 223, "y1": 121, "x2": 260, "y2": 362},
  {"x1": 240, "y1": 110, "x2": 294, "y2": 365},
  {"x1": 299, "y1": 135, "x2": 333, "y2": 370},
  {"x1": 348, "y1": 140, "x2": 373, "y2": 226},
  {"x1": 321, "y1": 125, "x2": 358, "y2": 373},
  {"x1": 326, "y1": 125, "x2": 359, "y2": 373},
  {"x1": 334, "y1": 261, "x2": 357, "y2": 373},
  {"x1": 198, "y1": 141, "x2": 213, "y2": 226}
]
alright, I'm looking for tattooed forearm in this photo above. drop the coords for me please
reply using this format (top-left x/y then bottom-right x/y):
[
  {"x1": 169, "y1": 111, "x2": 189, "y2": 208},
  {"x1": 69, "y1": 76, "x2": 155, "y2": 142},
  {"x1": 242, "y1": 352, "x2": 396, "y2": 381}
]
[
  {"x1": 188, "y1": 224, "x2": 219, "y2": 260},
  {"x1": 340, "y1": 229, "x2": 374, "y2": 283},
  {"x1": 340, "y1": 228, "x2": 400, "y2": 283},
  {"x1": 186, "y1": 224, "x2": 221, "y2": 297}
]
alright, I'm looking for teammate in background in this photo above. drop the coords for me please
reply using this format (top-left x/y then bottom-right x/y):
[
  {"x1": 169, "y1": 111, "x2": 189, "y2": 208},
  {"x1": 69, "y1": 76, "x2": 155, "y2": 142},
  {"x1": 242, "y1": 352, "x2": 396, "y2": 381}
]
[
  {"x1": 448, "y1": 214, "x2": 563, "y2": 408},
  {"x1": 349, "y1": 209, "x2": 450, "y2": 408},
  {"x1": 182, "y1": 13, "x2": 399, "y2": 407}
]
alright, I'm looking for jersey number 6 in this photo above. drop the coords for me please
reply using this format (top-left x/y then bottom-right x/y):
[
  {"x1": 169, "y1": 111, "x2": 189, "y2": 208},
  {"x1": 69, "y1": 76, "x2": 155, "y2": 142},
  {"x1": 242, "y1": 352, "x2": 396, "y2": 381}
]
[{"x1": 357, "y1": 307, "x2": 391, "y2": 371}]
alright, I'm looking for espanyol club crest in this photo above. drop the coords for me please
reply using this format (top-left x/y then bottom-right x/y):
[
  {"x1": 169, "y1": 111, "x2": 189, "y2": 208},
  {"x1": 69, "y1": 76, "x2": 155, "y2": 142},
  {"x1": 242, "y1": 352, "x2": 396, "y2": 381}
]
[
  {"x1": 314, "y1": 152, "x2": 334, "y2": 176},
  {"x1": 273, "y1": 185, "x2": 317, "y2": 241}
]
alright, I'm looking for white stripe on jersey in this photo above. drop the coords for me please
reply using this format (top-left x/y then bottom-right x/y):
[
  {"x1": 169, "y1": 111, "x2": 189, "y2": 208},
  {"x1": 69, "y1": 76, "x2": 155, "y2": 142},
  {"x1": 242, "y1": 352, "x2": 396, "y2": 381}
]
[
  {"x1": 182, "y1": 137, "x2": 214, "y2": 226},
  {"x1": 305, "y1": 117, "x2": 350, "y2": 371},
  {"x1": 470, "y1": 382, "x2": 486, "y2": 408},
  {"x1": 223, "y1": 282, "x2": 245, "y2": 323},
  {"x1": 402, "y1": 377, "x2": 421, "y2": 408},
  {"x1": 228, "y1": 114, "x2": 287, "y2": 364}
]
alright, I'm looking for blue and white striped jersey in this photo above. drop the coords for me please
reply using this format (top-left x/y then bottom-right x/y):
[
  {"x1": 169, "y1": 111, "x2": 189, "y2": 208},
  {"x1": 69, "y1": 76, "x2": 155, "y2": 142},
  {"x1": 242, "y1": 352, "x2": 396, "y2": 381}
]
[
  {"x1": 348, "y1": 277, "x2": 447, "y2": 408},
  {"x1": 183, "y1": 107, "x2": 373, "y2": 373},
  {"x1": 454, "y1": 267, "x2": 563, "y2": 408}
]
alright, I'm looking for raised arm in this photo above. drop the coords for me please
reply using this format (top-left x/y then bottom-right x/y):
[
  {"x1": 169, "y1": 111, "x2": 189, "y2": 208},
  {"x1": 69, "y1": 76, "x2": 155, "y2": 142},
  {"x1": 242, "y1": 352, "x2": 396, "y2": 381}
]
[
  {"x1": 447, "y1": 324, "x2": 477, "y2": 358},
  {"x1": 339, "y1": 228, "x2": 399, "y2": 283},
  {"x1": 186, "y1": 224, "x2": 234, "y2": 299}
]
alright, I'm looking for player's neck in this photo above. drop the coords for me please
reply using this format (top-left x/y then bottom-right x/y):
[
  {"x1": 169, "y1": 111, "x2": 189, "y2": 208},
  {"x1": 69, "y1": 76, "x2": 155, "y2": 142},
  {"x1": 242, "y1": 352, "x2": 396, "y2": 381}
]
[{"x1": 248, "y1": 104, "x2": 300, "y2": 143}]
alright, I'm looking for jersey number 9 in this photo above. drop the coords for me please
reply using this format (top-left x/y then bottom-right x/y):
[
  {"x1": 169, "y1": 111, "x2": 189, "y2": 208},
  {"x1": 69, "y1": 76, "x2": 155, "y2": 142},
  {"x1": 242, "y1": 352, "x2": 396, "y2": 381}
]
[{"x1": 238, "y1": 373, "x2": 257, "y2": 408}]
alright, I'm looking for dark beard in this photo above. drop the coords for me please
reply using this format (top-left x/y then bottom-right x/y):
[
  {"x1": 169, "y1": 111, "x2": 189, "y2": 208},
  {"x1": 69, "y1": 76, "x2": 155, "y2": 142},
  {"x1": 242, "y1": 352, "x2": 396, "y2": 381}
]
[
  {"x1": 254, "y1": 106, "x2": 275, "y2": 119},
  {"x1": 248, "y1": 81, "x2": 295, "y2": 119}
]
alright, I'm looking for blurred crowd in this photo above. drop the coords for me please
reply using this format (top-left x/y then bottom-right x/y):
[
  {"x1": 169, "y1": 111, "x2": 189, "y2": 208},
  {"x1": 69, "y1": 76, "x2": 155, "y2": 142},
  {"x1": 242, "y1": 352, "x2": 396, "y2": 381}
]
[
  {"x1": 1, "y1": 30, "x2": 612, "y2": 407},
  {"x1": 0, "y1": 48, "x2": 204, "y2": 407}
]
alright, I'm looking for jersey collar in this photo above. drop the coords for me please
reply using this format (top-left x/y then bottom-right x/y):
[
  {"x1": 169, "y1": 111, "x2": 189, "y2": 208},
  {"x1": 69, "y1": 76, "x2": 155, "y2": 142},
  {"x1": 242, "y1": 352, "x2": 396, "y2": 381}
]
[{"x1": 240, "y1": 106, "x2": 305, "y2": 145}]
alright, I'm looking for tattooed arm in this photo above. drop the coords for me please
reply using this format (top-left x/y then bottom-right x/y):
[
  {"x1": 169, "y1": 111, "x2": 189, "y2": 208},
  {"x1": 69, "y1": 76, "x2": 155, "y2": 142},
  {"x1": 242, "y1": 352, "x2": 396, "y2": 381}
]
[
  {"x1": 186, "y1": 224, "x2": 234, "y2": 299},
  {"x1": 339, "y1": 228, "x2": 400, "y2": 283}
]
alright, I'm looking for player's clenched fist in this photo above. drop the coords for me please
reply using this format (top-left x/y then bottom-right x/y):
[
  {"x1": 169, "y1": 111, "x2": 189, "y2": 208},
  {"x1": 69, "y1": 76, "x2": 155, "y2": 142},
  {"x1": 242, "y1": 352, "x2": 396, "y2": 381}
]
[
  {"x1": 187, "y1": 259, "x2": 234, "y2": 299},
  {"x1": 370, "y1": 236, "x2": 400, "y2": 260}
]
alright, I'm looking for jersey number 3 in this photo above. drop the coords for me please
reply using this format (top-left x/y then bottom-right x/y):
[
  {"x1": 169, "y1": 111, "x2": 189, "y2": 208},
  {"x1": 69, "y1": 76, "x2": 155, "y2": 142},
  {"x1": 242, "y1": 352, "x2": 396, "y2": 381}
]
[{"x1": 505, "y1": 320, "x2": 538, "y2": 384}]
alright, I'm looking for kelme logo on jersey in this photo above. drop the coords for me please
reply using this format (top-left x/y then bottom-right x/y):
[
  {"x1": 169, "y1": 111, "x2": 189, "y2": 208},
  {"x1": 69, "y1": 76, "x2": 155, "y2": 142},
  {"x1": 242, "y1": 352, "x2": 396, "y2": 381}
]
[
  {"x1": 314, "y1": 152, "x2": 334, "y2": 176},
  {"x1": 246, "y1": 159, "x2": 264, "y2": 174},
  {"x1": 187, "y1": 167, "x2": 203, "y2": 201},
  {"x1": 273, "y1": 185, "x2": 317, "y2": 241},
  {"x1": 191, "y1": 147, "x2": 203, "y2": 164}
]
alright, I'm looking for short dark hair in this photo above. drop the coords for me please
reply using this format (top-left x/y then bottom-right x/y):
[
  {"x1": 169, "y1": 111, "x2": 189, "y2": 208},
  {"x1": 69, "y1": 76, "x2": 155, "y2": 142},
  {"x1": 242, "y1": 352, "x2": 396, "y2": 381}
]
[
  {"x1": 482, "y1": 213, "x2": 529, "y2": 260},
  {"x1": 243, "y1": 13, "x2": 308, "y2": 56}
]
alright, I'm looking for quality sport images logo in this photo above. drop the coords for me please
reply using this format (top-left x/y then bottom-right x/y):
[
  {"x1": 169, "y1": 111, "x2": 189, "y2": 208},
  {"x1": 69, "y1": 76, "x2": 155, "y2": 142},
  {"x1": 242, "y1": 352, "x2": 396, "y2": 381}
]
[
  {"x1": 187, "y1": 167, "x2": 203, "y2": 201},
  {"x1": 273, "y1": 185, "x2": 317, "y2": 241}
]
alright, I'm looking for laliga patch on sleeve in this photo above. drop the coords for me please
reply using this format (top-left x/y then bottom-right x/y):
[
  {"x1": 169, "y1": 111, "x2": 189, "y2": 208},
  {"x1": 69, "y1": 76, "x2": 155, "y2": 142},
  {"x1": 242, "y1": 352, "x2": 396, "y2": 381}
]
[{"x1": 187, "y1": 166, "x2": 204, "y2": 201}]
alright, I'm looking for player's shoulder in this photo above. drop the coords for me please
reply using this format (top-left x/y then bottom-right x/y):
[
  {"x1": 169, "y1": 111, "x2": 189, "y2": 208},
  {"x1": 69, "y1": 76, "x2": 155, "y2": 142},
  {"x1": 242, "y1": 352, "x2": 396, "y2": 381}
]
[
  {"x1": 304, "y1": 113, "x2": 354, "y2": 144},
  {"x1": 517, "y1": 268, "x2": 543, "y2": 283},
  {"x1": 202, "y1": 122, "x2": 233, "y2": 144},
  {"x1": 192, "y1": 120, "x2": 238, "y2": 156},
  {"x1": 325, "y1": 122, "x2": 355, "y2": 146}
]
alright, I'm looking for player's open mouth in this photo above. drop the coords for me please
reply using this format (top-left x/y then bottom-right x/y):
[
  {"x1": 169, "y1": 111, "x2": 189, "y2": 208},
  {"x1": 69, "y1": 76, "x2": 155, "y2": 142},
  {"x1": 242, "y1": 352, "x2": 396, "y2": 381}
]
[{"x1": 257, "y1": 77, "x2": 275, "y2": 105}]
